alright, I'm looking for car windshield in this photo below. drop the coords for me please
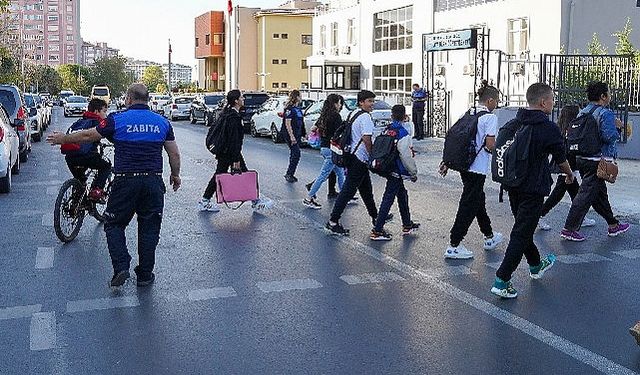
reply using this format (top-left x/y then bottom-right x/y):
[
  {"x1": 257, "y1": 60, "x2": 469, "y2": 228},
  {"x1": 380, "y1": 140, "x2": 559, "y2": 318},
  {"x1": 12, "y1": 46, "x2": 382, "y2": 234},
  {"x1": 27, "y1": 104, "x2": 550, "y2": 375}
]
[
  {"x1": 373, "y1": 100, "x2": 392, "y2": 110},
  {"x1": 244, "y1": 94, "x2": 269, "y2": 107},
  {"x1": 67, "y1": 96, "x2": 87, "y2": 103},
  {"x1": 93, "y1": 88, "x2": 109, "y2": 96},
  {"x1": 204, "y1": 96, "x2": 223, "y2": 105},
  {"x1": 158, "y1": 96, "x2": 170, "y2": 101},
  {"x1": 24, "y1": 95, "x2": 35, "y2": 107},
  {"x1": 60, "y1": 92, "x2": 73, "y2": 99},
  {"x1": 0, "y1": 90, "x2": 16, "y2": 114},
  {"x1": 175, "y1": 97, "x2": 194, "y2": 104}
]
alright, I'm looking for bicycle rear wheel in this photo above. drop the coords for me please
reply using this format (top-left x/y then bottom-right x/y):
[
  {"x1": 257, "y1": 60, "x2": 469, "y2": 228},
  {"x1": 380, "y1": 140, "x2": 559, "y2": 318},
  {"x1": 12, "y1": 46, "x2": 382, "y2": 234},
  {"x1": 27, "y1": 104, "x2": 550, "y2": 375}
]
[
  {"x1": 54, "y1": 179, "x2": 86, "y2": 243},
  {"x1": 88, "y1": 174, "x2": 113, "y2": 222}
]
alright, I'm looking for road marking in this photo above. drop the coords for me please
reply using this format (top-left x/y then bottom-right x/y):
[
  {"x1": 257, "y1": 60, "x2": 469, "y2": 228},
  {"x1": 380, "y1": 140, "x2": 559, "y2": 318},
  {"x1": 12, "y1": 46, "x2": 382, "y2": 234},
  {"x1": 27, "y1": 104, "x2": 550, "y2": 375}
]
[
  {"x1": 35, "y1": 247, "x2": 54, "y2": 269},
  {"x1": 188, "y1": 287, "x2": 238, "y2": 301},
  {"x1": 66, "y1": 296, "x2": 140, "y2": 313},
  {"x1": 41, "y1": 213, "x2": 53, "y2": 227},
  {"x1": 556, "y1": 253, "x2": 611, "y2": 265},
  {"x1": 29, "y1": 312, "x2": 56, "y2": 351},
  {"x1": 48, "y1": 169, "x2": 59, "y2": 177},
  {"x1": 274, "y1": 204, "x2": 638, "y2": 375},
  {"x1": 613, "y1": 250, "x2": 640, "y2": 259},
  {"x1": 424, "y1": 265, "x2": 476, "y2": 278},
  {"x1": 340, "y1": 272, "x2": 405, "y2": 285},
  {"x1": 46, "y1": 186, "x2": 58, "y2": 195},
  {"x1": 0, "y1": 304, "x2": 42, "y2": 320},
  {"x1": 257, "y1": 278, "x2": 323, "y2": 293}
]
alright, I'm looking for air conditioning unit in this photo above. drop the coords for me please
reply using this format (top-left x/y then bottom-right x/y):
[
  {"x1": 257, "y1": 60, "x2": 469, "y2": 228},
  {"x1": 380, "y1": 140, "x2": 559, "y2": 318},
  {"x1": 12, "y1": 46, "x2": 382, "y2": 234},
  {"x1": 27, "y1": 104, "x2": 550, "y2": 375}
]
[
  {"x1": 342, "y1": 46, "x2": 351, "y2": 54},
  {"x1": 435, "y1": 66, "x2": 446, "y2": 76},
  {"x1": 512, "y1": 63, "x2": 526, "y2": 75},
  {"x1": 463, "y1": 64, "x2": 474, "y2": 76}
]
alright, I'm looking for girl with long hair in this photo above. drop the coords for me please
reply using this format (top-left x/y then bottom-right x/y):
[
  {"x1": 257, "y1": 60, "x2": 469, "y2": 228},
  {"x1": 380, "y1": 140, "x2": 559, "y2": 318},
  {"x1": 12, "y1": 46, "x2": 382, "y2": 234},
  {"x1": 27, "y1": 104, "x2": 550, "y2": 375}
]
[{"x1": 283, "y1": 90, "x2": 303, "y2": 182}]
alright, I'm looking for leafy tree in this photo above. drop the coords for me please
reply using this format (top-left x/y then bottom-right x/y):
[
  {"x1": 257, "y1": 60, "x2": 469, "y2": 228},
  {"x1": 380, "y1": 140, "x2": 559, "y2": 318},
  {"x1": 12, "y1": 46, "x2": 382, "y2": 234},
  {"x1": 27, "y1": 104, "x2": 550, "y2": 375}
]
[
  {"x1": 57, "y1": 64, "x2": 90, "y2": 95},
  {"x1": 24, "y1": 64, "x2": 62, "y2": 94},
  {"x1": 155, "y1": 82, "x2": 168, "y2": 93},
  {"x1": 587, "y1": 33, "x2": 608, "y2": 55},
  {"x1": 88, "y1": 56, "x2": 133, "y2": 97},
  {"x1": 142, "y1": 66, "x2": 165, "y2": 92},
  {"x1": 0, "y1": 48, "x2": 19, "y2": 84}
]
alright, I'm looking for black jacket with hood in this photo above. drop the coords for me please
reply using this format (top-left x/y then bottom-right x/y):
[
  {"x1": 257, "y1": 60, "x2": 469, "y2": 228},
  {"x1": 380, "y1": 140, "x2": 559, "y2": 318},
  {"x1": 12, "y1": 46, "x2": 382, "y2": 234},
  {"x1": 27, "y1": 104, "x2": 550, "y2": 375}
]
[{"x1": 218, "y1": 107, "x2": 244, "y2": 162}]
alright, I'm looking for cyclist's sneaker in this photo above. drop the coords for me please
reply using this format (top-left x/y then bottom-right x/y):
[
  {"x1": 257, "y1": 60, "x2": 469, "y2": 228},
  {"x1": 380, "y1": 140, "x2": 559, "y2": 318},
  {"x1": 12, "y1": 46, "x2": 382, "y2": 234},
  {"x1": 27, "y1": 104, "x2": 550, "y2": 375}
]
[
  {"x1": 444, "y1": 244, "x2": 474, "y2": 259},
  {"x1": 560, "y1": 229, "x2": 585, "y2": 242},
  {"x1": 538, "y1": 218, "x2": 551, "y2": 231},
  {"x1": 109, "y1": 270, "x2": 130, "y2": 288},
  {"x1": 490, "y1": 278, "x2": 518, "y2": 299},
  {"x1": 325, "y1": 221, "x2": 349, "y2": 236},
  {"x1": 402, "y1": 221, "x2": 421, "y2": 235},
  {"x1": 608, "y1": 222, "x2": 630, "y2": 237},
  {"x1": 582, "y1": 218, "x2": 596, "y2": 227},
  {"x1": 88, "y1": 187, "x2": 106, "y2": 202},
  {"x1": 630, "y1": 322, "x2": 640, "y2": 346},
  {"x1": 252, "y1": 197, "x2": 274, "y2": 210},
  {"x1": 483, "y1": 232, "x2": 504, "y2": 250},
  {"x1": 370, "y1": 229, "x2": 392, "y2": 241},
  {"x1": 303, "y1": 197, "x2": 322, "y2": 210},
  {"x1": 529, "y1": 253, "x2": 557, "y2": 280},
  {"x1": 198, "y1": 199, "x2": 220, "y2": 212}
]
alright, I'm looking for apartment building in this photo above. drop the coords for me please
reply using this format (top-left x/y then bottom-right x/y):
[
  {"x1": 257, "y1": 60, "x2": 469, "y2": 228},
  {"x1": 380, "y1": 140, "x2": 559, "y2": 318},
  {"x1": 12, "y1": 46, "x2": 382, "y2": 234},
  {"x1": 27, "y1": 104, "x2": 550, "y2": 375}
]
[
  {"x1": 162, "y1": 63, "x2": 192, "y2": 87},
  {"x1": 81, "y1": 41, "x2": 119, "y2": 66},
  {"x1": 125, "y1": 59, "x2": 158, "y2": 82},
  {"x1": 6, "y1": 0, "x2": 81, "y2": 66},
  {"x1": 195, "y1": 11, "x2": 225, "y2": 91}
]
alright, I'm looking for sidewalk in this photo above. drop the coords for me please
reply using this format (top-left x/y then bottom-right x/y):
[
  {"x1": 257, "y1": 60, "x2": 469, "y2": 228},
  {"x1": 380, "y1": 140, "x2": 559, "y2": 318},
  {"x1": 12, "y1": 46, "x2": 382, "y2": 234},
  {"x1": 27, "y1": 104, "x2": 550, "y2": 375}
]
[{"x1": 411, "y1": 138, "x2": 640, "y2": 223}]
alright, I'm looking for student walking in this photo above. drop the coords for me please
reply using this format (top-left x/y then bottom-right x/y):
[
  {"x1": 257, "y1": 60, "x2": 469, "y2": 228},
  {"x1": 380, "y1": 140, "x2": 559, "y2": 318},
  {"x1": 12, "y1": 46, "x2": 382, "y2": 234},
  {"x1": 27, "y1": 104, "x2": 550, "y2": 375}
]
[
  {"x1": 491, "y1": 83, "x2": 575, "y2": 299},
  {"x1": 370, "y1": 105, "x2": 420, "y2": 240},
  {"x1": 283, "y1": 90, "x2": 304, "y2": 183},
  {"x1": 439, "y1": 83, "x2": 503, "y2": 259},
  {"x1": 560, "y1": 82, "x2": 630, "y2": 241},
  {"x1": 303, "y1": 94, "x2": 346, "y2": 209}
]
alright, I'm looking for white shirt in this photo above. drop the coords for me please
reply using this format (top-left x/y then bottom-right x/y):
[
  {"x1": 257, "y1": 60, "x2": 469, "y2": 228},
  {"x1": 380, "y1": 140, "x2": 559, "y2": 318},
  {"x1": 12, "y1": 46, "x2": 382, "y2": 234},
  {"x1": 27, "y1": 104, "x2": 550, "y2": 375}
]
[
  {"x1": 349, "y1": 110, "x2": 375, "y2": 163},
  {"x1": 468, "y1": 105, "x2": 498, "y2": 175}
]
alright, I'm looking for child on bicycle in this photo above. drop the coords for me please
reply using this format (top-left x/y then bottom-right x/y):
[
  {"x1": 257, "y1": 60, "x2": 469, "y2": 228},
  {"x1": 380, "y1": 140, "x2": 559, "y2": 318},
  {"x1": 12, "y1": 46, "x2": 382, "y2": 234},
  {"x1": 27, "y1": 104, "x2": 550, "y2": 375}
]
[{"x1": 61, "y1": 98, "x2": 112, "y2": 201}]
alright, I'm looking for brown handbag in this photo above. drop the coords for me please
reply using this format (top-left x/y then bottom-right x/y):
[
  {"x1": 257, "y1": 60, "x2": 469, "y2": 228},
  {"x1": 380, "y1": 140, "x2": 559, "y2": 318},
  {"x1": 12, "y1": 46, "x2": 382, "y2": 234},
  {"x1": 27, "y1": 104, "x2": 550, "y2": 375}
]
[{"x1": 597, "y1": 158, "x2": 618, "y2": 183}]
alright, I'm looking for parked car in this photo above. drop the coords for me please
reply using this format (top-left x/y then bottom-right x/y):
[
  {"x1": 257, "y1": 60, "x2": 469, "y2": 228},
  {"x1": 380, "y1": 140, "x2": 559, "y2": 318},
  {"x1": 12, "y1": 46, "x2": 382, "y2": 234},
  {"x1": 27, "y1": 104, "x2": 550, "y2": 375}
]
[
  {"x1": 0, "y1": 84, "x2": 30, "y2": 162},
  {"x1": 190, "y1": 93, "x2": 224, "y2": 124},
  {"x1": 90, "y1": 85, "x2": 111, "y2": 106},
  {"x1": 0, "y1": 105, "x2": 21, "y2": 193},
  {"x1": 149, "y1": 94, "x2": 171, "y2": 114},
  {"x1": 34, "y1": 94, "x2": 51, "y2": 129},
  {"x1": 206, "y1": 92, "x2": 271, "y2": 131},
  {"x1": 162, "y1": 96, "x2": 195, "y2": 121},
  {"x1": 303, "y1": 97, "x2": 395, "y2": 138},
  {"x1": 24, "y1": 93, "x2": 44, "y2": 142},
  {"x1": 58, "y1": 90, "x2": 75, "y2": 106},
  {"x1": 63, "y1": 96, "x2": 88, "y2": 117}
]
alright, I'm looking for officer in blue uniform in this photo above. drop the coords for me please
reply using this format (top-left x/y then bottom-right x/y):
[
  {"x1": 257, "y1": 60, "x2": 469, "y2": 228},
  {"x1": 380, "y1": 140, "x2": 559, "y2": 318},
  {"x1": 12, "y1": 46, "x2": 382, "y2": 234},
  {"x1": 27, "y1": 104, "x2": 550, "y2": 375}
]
[
  {"x1": 48, "y1": 83, "x2": 181, "y2": 288},
  {"x1": 282, "y1": 89, "x2": 304, "y2": 183},
  {"x1": 411, "y1": 83, "x2": 428, "y2": 140}
]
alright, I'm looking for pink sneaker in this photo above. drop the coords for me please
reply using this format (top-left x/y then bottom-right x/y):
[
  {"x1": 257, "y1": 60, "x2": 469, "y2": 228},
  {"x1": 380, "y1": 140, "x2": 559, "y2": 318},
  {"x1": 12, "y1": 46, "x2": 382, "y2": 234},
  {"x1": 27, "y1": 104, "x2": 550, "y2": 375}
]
[
  {"x1": 560, "y1": 229, "x2": 586, "y2": 242},
  {"x1": 608, "y1": 223, "x2": 630, "y2": 237}
]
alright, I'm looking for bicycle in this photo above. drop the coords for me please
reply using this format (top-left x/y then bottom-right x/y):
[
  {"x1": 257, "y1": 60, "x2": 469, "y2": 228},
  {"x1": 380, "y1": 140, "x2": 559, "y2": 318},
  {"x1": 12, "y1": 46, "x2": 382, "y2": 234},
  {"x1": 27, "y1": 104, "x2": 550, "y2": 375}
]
[{"x1": 54, "y1": 142, "x2": 114, "y2": 243}]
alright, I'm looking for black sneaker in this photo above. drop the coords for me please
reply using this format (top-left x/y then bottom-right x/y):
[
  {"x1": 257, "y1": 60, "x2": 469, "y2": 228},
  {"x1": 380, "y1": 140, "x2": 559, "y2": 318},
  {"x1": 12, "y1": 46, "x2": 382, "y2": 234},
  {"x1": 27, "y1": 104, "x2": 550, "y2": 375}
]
[
  {"x1": 305, "y1": 182, "x2": 313, "y2": 191},
  {"x1": 372, "y1": 213, "x2": 394, "y2": 226},
  {"x1": 137, "y1": 273, "x2": 156, "y2": 287},
  {"x1": 284, "y1": 175, "x2": 297, "y2": 183},
  {"x1": 325, "y1": 221, "x2": 350, "y2": 236},
  {"x1": 109, "y1": 270, "x2": 130, "y2": 288},
  {"x1": 402, "y1": 221, "x2": 421, "y2": 235},
  {"x1": 370, "y1": 229, "x2": 392, "y2": 241},
  {"x1": 327, "y1": 191, "x2": 339, "y2": 199},
  {"x1": 303, "y1": 197, "x2": 322, "y2": 210}
]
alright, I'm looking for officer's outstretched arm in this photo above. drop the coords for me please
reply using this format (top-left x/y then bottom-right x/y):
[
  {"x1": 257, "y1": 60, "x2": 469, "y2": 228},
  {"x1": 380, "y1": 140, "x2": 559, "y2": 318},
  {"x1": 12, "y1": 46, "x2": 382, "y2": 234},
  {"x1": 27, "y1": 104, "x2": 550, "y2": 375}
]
[{"x1": 47, "y1": 128, "x2": 102, "y2": 145}]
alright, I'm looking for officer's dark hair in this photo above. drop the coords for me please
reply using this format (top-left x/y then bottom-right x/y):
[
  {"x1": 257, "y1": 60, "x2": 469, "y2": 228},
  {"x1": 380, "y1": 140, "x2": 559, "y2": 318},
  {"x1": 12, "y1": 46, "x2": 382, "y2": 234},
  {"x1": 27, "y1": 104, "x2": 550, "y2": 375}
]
[
  {"x1": 526, "y1": 83, "x2": 554, "y2": 106},
  {"x1": 88, "y1": 98, "x2": 107, "y2": 112},
  {"x1": 477, "y1": 80, "x2": 500, "y2": 102},
  {"x1": 586, "y1": 81, "x2": 609, "y2": 102},
  {"x1": 126, "y1": 83, "x2": 149, "y2": 103},
  {"x1": 391, "y1": 104, "x2": 405, "y2": 121},
  {"x1": 357, "y1": 90, "x2": 376, "y2": 105},
  {"x1": 412, "y1": 83, "x2": 420, "y2": 88},
  {"x1": 226, "y1": 89, "x2": 242, "y2": 108}
]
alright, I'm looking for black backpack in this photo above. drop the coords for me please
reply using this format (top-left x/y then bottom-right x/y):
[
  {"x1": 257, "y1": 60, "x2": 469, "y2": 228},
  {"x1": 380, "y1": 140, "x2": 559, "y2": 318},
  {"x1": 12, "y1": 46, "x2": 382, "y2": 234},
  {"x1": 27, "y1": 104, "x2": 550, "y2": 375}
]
[
  {"x1": 442, "y1": 110, "x2": 489, "y2": 172},
  {"x1": 566, "y1": 106, "x2": 602, "y2": 157},
  {"x1": 330, "y1": 110, "x2": 366, "y2": 168},
  {"x1": 205, "y1": 111, "x2": 226, "y2": 155},
  {"x1": 491, "y1": 119, "x2": 533, "y2": 189},
  {"x1": 368, "y1": 128, "x2": 399, "y2": 177}
]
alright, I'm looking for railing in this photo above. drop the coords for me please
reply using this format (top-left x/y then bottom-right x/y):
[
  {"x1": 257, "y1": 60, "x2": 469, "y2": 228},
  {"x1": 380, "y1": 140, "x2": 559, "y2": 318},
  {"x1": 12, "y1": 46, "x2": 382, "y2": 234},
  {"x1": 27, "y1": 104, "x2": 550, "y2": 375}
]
[{"x1": 632, "y1": 66, "x2": 640, "y2": 111}]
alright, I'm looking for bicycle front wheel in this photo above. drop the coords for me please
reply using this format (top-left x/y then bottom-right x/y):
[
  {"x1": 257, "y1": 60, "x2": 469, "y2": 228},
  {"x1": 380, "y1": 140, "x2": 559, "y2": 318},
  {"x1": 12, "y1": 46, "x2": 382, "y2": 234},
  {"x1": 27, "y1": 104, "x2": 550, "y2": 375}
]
[{"x1": 54, "y1": 179, "x2": 86, "y2": 243}]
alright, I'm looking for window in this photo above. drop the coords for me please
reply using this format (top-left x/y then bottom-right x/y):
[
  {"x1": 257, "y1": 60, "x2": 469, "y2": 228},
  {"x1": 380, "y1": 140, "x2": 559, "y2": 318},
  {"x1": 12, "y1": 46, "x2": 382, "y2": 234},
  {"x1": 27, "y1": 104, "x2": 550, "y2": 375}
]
[
  {"x1": 330, "y1": 22, "x2": 338, "y2": 50},
  {"x1": 373, "y1": 63, "x2": 413, "y2": 103},
  {"x1": 272, "y1": 82, "x2": 279, "y2": 88},
  {"x1": 508, "y1": 18, "x2": 529, "y2": 56},
  {"x1": 320, "y1": 25, "x2": 326, "y2": 49},
  {"x1": 47, "y1": 15, "x2": 58, "y2": 22},
  {"x1": 48, "y1": 44, "x2": 59, "y2": 51},
  {"x1": 47, "y1": 25, "x2": 58, "y2": 32},
  {"x1": 205, "y1": 34, "x2": 210, "y2": 45},
  {"x1": 301, "y1": 59, "x2": 307, "y2": 69},
  {"x1": 301, "y1": 34, "x2": 312, "y2": 45},
  {"x1": 213, "y1": 34, "x2": 223, "y2": 45},
  {"x1": 273, "y1": 33, "x2": 280, "y2": 39},
  {"x1": 324, "y1": 65, "x2": 360, "y2": 90},
  {"x1": 435, "y1": 0, "x2": 500, "y2": 12},
  {"x1": 281, "y1": 82, "x2": 288, "y2": 88},
  {"x1": 373, "y1": 6, "x2": 413, "y2": 53},
  {"x1": 272, "y1": 59, "x2": 279, "y2": 64},
  {"x1": 281, "y1": 33, "x2": 288, "y2": 39},
  {"x1": 347, "y1": 18, "x2": 356, "y2": 45},
  {"x1": 48, "y1": 54, "x2": 59, "y2": 62},
  {"x1": 48, "y1": 34, "x2": 59, "y2": 42},
  {"x1": 281, "y1": 59, "x2": 287, "y2": 64},
  {"x1": 48, "y1": 5, "x2": 58, "y2": 12},
  {"x1": 195, "y1": 37, "x2": 199, "y2": 47},
  {"x1": 66, "y1": 35, "x2": 74, "y2": 41},
  {"x1": 66, "y1": 25, "x2": 73, "y2": 31}
]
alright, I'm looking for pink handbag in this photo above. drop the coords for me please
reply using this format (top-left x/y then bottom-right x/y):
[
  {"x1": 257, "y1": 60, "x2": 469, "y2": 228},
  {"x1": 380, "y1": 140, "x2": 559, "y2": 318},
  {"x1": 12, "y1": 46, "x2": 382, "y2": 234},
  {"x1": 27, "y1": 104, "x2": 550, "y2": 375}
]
[{"x1": 215, "y1": 170, "x2": 259, "y2": 208}]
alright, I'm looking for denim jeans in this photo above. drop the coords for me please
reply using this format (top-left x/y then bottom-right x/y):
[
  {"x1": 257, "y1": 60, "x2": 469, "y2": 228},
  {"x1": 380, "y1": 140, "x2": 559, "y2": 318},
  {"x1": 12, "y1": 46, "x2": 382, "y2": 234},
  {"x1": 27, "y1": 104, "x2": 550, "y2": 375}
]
[
  {"x1": 374, "y1": 176, "x2": 411, "y2": 232},
  {"x1": 309, "y1": 147, "x2": 345, "y2": 198}
]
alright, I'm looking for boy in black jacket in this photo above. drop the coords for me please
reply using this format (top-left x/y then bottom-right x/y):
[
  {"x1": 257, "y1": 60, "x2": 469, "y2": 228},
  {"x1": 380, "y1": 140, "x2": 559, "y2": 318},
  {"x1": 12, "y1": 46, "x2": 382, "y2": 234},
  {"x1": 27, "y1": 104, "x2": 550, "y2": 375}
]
[{"x1": 491, "y1": 83, "x2": 574, "y2": 299}]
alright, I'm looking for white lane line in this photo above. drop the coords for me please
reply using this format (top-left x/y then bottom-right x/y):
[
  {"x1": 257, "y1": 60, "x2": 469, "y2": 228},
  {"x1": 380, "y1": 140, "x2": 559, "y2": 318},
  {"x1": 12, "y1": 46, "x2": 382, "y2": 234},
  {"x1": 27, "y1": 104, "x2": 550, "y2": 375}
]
[
  {"x1": 340, "y1": 272, "x2": 405, "y2": 285},
  {"x1": 425, "y1": 265, "x2": 475, "y2": 278},
  {"x1": 66, "y1": 296, "x2": 140, "y2": 313},
  {"x1": 188, "y1": 287, "x2": 238, "y2": 301},
  {"x1": 274, "y1": 204, "x2": 638, "y2": 375},
  {"x1": 48, "y1": 169, "x2": 59, "y2": 177},
  {"x1": 46, "y1": 186, "x2": 58, "y2": 195},
  {"x1": 556, "y1": 253, "x2": 611, "y2": 265},
  {"x1": 613, "y1": 250, "x2": 640, "y2": 259},
  {"x1": 0, "y1": 304, "x2": 42, "y2": 320},
  {"x1": 41, "y1": 213, "x2": 53, "y2": 227},
  {"x1": 29, "y1": 312, "x2": 56, "y2": 351},
  {"x1": 257, "y1": 278, "x2": 323, "y2": 293},
  {"x1": 35, "y1": 247, "x2": 55, "y2": 269}
]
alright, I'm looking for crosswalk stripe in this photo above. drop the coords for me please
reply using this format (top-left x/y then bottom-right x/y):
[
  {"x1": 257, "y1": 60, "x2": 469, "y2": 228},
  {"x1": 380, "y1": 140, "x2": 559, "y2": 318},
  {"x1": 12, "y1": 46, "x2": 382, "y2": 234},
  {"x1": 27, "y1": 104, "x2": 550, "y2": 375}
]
[{"x1": 340, "y1": 272, "x2": 405, "y2": 285}]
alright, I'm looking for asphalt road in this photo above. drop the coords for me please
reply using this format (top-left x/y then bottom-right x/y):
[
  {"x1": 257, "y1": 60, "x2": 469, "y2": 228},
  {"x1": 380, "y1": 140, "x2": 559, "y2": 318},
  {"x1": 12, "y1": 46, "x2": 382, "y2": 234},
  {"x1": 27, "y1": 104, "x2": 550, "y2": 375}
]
[{"x1": 1, "y1": 107, "x2": 639, "y2": 374}]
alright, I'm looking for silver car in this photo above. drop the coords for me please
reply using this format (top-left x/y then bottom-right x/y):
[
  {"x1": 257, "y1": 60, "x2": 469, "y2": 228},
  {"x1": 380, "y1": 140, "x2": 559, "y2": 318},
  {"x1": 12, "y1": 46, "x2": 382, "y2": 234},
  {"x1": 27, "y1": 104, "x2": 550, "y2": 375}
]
[
  {"x1": 24, "y1": 93, "x2": 44, "y2": 142},
  {"x1": 0, "y1": 84, "x2": 31, "y2": 162},
  {"x1": 63, "y1": 96, "x2": 89, "y2": 117},
  {"x1": 162, "y1": 96, "x2": 195, "y2": 121},
  {"x1": 0, "y1": 104, "x2": 20, "y2": 193},
  {"x1": 303, "y1": 97, "x2": 396, "y2": 137},
  {"x1": 149, "y1": 94, "x2": 171, "y2": 114}
]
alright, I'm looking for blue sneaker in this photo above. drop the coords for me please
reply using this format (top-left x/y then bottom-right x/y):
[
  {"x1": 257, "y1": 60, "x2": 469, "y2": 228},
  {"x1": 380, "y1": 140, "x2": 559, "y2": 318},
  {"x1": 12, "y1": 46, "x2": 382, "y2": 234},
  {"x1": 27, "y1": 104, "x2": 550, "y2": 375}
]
[
  {"x1": 529, "y1": 253, "x2": 557, "y2": 280},
  {"x1": 490, "y1": 278, "x2": 518, "y2": 299}
]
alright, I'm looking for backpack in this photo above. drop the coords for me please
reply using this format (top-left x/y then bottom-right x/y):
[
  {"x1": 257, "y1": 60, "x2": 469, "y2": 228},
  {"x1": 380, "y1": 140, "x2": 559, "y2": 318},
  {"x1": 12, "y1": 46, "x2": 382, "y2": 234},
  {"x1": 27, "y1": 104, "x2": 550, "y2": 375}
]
[
  {"x1": 566, "y1": 106, "x2": 602, "y2": 157},
  {"x1": 330, "y1": 110, "x2": 366, "y2": 168},
  {"x1": 205, "y1": 111, "x2": 226, "y2": 155},
  {"x1": 442, "y1": 110, "x2": 489, "y2": 172},
  {"x1": 368, "y1": 128, "x2": 399, "y2": 177},
  {"x1": 60, "y1": 118, "x2": 99, "y2": 155},
  {"x1": 491, "y1": 119, "x2": 533, "y2": 189}
]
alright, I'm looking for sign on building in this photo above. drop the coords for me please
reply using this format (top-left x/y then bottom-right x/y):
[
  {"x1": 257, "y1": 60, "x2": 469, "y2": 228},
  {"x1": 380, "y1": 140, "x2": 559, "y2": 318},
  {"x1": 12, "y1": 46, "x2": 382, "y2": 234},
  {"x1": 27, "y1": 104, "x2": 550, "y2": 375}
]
[{"x1": 423, "y1": 29, "x2": 478, "y2": 52}]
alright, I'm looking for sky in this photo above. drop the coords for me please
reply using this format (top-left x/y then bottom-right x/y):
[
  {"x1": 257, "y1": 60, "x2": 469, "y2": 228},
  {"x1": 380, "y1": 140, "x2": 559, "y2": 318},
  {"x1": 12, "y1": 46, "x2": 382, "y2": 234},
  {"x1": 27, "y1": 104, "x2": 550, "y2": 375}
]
[{"x1": 81, "y1": 0, "x2": 285, "y2": 68}]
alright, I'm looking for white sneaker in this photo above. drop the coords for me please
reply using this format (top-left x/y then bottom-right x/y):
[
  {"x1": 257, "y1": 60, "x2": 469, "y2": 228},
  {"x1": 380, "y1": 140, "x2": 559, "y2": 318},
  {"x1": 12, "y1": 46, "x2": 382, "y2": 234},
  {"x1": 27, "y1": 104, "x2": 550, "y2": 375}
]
[
  {"x1": 198, "y1": 199, "x2": 220, "y2": 212},
  {"x1": 483, "y1": 232, "x2": 504, "y2": 250},
  {"x1": 538, "y1": 219, "x2": 551, "y2": 231},
  {"x1": 444, "y1": 244, "x2": 474, "y2": 259},
  {"x1": 582, "y1": 218, "x2": 596, "y2": 227},
  {"x1": 252, "y1": 197, "x2": 274, "y2": 210}
]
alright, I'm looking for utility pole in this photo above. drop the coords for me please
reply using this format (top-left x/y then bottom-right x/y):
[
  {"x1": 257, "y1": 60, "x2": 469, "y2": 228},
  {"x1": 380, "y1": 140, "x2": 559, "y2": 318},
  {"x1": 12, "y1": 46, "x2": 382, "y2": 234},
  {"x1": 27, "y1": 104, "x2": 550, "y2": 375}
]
[{"x1": 168, "y1": 39, "x2": 172, "y2": 93}]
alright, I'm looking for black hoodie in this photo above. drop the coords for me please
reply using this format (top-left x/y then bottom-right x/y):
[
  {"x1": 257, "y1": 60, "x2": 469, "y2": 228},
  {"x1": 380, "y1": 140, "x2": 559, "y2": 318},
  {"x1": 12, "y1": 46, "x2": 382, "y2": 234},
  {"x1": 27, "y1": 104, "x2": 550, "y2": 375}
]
[
  {"x1": 512, "y1": 108, "x2": 567, "y2": 196},
  {"x1": 218, "y1": 107, "x2": 244, "y2": 162}
]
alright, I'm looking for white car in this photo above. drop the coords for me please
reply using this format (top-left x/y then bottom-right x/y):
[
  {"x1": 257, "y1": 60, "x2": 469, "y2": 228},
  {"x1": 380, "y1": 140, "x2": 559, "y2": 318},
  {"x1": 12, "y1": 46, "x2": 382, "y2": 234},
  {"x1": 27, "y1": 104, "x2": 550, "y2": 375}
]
[
  {"x1": 249, "y1": 96, "x2": 290, "y2": 143},
  {"x1": 162, "y1": 96, "x2": 195, "y2": 121},
  {"x1": 0, "y1": 105, "x2": 20, "y2": 193},
  {"x1": 63, "y1": 96, "x2": 89, "y2": 117},
  {"x1": 149, "y1": 94, "x2": 171, "y2": 114}
]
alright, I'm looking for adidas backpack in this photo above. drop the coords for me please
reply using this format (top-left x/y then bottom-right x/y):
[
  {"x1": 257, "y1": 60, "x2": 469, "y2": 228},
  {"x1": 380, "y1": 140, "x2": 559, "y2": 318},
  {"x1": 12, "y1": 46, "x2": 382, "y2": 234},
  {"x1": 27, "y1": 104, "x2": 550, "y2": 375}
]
[
  {"x1": 205, "y1": 111, "x2": 226, "y2": 155},
  {"x1": 330, "y1": 110, "x2": 366, "y2": 168},
  {"x1": 491, "y1": 119, "x2": 533, "y2": 189},
  {"x1": 566, "y1": 106, "x2": 602, "y2": 157},
  {"x1": 368, "y1": 128, "x2": 399, "y2": 177},
  {"x1": 442, "y1": 110, "x2": 489, "y2": 172}
]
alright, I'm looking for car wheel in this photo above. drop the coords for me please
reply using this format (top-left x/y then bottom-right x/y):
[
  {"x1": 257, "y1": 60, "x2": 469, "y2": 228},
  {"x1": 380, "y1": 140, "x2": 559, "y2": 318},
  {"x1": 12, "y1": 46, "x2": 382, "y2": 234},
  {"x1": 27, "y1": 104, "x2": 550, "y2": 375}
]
[
  {"x1": 250, "y1": 122, "x2": 259, "y2": 138},
  {"x1": 11, "y1": 155, "x2": 19, "y2": 175},
  {"x1": 0, "y1": 166, "x2": 11, "y2": 194},
  {"x1": 271, "y1": 124, "x2": 282, "y2": 143},
  {"x1": 190, "y1": 112, "x2": 197, "y2": 124}
]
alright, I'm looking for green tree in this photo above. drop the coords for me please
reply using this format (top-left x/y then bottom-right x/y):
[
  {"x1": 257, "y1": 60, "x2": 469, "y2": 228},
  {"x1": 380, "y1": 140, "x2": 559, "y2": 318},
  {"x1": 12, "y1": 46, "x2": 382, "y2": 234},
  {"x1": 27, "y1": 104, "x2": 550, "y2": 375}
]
[
  {"x1": 142, "y1": 65, "x2": 165, "y2": 92},
  {"x1": 89, "y1": 56, "x2": 133, "y2": 97},
  {"x1": 57, "y1": 64, "x2": 90, "y2": 95},
  {"x1": 155, "y1": 82, "x2": 168, "y2": 93},
  {"x1": 587, "y1": 33, "x2": 608, "y2": 55},
  {"x1": 0, "y1": 48, "x2": 19, "y2": 84},
  {"x1": 24, "y1": 64, "x2": 62, "y2": 94}
]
